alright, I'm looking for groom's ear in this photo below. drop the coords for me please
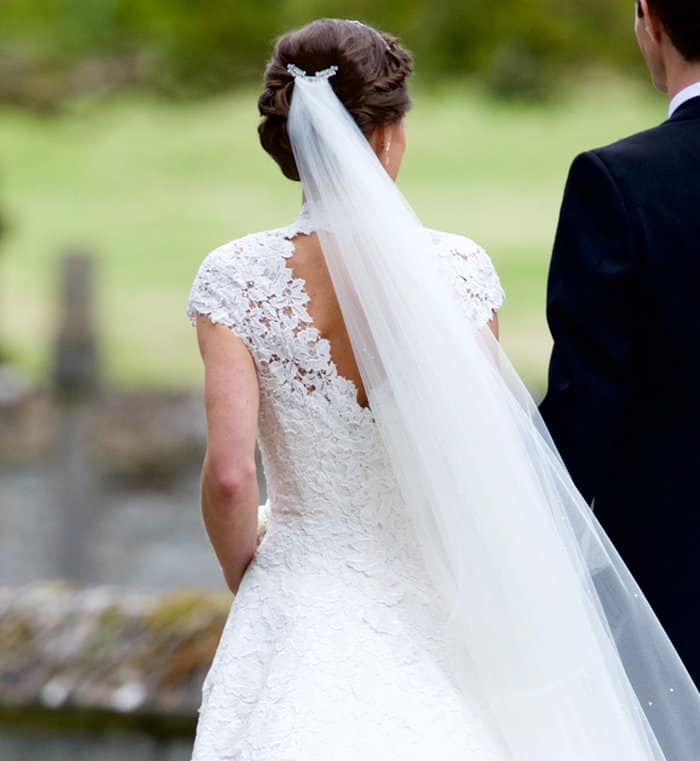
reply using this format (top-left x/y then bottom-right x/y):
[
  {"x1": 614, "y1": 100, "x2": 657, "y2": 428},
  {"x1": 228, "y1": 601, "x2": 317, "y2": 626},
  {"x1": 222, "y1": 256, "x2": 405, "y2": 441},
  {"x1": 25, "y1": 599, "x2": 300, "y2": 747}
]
[{"x1": 639, "y1": 0, "x2": 664, "y2": 44}]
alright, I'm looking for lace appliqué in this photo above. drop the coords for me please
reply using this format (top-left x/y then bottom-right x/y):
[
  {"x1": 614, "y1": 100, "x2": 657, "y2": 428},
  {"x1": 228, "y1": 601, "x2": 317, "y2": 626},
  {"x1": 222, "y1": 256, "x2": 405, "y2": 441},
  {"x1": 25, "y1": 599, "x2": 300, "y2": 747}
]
[
  {"x1": 186, "y1": 216, "x2": 372, "y2": 425},
  {"x1": 426, "y1": 228, "x2": 505, "y2": 329}
]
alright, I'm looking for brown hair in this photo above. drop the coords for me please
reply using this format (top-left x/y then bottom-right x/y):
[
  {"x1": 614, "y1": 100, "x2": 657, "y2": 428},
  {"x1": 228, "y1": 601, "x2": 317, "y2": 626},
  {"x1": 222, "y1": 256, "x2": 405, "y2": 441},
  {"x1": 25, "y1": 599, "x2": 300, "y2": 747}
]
[
  {"x1": 258, "y1": 19, "x2": 413, "y2": 181},
  {"x1": 646, "y1": 0, "x2": 700, "y2": 61}
]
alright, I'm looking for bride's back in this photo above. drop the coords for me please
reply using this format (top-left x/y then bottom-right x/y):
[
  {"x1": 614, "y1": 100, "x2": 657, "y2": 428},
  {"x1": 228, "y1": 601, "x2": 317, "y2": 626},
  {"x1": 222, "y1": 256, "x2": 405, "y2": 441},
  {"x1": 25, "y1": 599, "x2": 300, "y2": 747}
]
[
  {"x1": 186, "y1": 211, "x2": 504, "y2": 519},
  {"x1": 286, "y1": 231, "x2": 369, "y2": 409}
]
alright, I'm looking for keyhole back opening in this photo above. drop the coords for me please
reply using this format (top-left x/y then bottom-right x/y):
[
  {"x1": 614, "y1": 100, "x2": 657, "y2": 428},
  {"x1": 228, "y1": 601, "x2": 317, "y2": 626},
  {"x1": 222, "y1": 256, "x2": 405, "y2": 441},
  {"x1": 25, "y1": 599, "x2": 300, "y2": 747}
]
[{"x1": 285, "y1": 232, "x2": 371, "y2": 412}]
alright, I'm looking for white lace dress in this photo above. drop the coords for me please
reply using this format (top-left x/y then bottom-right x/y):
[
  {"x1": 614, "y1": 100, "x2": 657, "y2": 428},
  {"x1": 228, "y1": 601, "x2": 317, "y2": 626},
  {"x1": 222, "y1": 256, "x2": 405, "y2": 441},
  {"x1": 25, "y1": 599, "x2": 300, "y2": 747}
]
[{"x1": 185, "y1": 207, "x2": 507, "y2": 761}]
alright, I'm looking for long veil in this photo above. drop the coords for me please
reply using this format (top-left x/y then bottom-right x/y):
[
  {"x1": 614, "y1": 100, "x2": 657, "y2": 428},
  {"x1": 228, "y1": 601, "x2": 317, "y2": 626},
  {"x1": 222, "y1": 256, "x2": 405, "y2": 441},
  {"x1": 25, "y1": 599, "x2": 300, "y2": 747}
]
[{"x1": 286, "y1": 64, "x2": 700, "y2": 761}]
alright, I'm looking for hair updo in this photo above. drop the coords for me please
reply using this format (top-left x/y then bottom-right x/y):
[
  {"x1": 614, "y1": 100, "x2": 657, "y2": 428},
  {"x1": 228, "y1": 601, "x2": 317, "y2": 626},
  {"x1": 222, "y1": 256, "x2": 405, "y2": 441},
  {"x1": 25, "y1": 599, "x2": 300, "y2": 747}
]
[{"x1": 258, "y1": 18, "x2": 414, "y2": 181}]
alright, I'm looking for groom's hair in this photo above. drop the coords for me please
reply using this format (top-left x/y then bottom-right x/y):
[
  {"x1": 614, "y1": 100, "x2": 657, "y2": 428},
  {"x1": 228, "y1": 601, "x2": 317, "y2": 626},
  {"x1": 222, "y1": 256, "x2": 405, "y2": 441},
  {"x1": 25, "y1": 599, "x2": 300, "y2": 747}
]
[{"x1": 647, "y1": 0, "x2": 700, "y2": 61}]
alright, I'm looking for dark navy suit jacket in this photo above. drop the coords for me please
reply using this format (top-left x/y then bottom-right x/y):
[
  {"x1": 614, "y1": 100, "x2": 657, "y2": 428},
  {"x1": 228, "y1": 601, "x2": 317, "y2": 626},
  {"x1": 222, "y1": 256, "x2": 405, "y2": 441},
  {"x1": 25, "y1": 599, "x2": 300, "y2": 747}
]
[{"x1": 540, "y1": 95, "x2": 700, "y2": 685}]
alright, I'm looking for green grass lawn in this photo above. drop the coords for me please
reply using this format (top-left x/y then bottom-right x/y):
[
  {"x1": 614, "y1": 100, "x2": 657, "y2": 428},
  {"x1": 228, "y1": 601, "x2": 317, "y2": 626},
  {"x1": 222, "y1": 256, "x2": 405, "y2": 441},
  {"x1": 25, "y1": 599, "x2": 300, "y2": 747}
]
[{"x1": 0, "y1": 75, "x2": 663, "y2": 393}]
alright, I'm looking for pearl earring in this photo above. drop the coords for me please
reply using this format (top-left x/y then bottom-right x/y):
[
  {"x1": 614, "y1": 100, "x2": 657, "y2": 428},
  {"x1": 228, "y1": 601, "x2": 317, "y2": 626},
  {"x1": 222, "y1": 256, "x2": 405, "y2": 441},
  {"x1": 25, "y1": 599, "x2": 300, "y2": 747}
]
[{"x1": 384, "y1": 140, "x2": 392, "y2": 167}]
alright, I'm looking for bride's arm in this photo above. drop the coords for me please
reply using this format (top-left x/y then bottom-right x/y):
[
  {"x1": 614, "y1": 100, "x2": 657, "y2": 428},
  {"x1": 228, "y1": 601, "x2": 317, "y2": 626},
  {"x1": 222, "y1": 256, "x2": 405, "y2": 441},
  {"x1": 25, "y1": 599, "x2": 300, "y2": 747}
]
[
  {"x1": 488, "y1": 313, "x2": 499, "y2": 340},
  {"x1": 195, "y1": 314, "x2": 260, "y2": 595}
]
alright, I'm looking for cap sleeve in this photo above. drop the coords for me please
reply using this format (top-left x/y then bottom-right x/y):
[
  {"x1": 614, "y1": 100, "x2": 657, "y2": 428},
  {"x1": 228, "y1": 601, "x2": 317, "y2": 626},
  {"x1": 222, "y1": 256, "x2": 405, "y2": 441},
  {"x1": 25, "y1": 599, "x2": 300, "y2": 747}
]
[
  {"x1": 428, "y1": 229, "x2": 505, "y2": 330},
  {"x1": 186, "y1": 239, "x2": 256, "y2": 339}
]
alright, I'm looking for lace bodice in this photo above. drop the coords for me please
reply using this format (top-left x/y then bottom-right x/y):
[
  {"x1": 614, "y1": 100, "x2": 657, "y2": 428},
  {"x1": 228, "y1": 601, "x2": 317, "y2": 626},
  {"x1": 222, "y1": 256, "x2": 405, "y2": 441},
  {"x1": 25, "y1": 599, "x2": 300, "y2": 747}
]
[
  {"x1": 186, "y1": 209, "x2": 504, "y2": 554},
  {"x1": 186, "y1": 208, "x2": 503, "y2": 443},
  {"x1": 185, "y1": 210, "x2": 507, "y2": 761}
]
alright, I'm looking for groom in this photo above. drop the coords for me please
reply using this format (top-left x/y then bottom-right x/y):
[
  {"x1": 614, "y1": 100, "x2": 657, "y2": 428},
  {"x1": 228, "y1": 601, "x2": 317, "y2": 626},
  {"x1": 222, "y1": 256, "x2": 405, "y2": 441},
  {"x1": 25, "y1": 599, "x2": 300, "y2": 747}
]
[{"x1": 540, "y1": 0, "x2": 700, "y2": 685}]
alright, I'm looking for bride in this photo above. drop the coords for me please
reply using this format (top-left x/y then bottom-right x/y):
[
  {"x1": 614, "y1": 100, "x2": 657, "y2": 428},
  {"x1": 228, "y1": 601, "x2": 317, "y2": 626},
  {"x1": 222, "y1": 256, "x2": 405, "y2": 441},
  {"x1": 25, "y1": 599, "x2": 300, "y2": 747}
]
[{"x1": 186, "y1": 18, "x2": 699, "y2": 761}]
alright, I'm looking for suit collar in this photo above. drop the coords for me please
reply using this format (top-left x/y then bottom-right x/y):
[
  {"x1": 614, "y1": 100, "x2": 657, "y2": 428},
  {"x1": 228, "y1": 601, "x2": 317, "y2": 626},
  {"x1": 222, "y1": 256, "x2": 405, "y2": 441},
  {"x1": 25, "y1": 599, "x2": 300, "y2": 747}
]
[{"x1": 668, "y1": 95, "x2": 700, "y2": 122}]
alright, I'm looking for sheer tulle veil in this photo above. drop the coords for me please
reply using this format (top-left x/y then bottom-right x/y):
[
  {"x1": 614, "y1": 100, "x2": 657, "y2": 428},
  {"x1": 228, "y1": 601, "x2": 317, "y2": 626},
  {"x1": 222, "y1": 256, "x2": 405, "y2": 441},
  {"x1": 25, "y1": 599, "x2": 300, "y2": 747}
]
[{"x1": 285, "y1": 63, "x2": 700, "y2": 761}]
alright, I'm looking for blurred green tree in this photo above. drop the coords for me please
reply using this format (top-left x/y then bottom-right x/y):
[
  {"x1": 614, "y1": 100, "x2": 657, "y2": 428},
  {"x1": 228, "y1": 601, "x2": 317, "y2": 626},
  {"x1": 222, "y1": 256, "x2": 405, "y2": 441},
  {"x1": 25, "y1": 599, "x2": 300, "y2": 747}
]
[{"x1": 0, "y1": 0, "x2": 640, "y2": 104}]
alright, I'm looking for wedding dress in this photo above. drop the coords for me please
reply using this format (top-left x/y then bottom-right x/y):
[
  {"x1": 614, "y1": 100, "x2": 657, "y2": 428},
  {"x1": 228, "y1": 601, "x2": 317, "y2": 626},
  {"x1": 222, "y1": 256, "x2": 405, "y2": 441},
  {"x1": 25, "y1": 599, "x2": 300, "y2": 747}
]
[
  {"x1": 184, "y1": 63, "x2": 700, "y2": 761},
  {"x1": 185, "y1": 208, "x2": 510, "y2": 760}
]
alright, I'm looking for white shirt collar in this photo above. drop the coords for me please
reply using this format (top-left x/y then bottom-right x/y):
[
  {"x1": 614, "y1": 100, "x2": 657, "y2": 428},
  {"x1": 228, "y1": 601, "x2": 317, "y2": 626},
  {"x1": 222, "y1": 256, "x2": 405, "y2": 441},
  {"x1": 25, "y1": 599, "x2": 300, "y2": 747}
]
[{"x1": 668, "y1": 81, "x2": 700, "y2": 118}]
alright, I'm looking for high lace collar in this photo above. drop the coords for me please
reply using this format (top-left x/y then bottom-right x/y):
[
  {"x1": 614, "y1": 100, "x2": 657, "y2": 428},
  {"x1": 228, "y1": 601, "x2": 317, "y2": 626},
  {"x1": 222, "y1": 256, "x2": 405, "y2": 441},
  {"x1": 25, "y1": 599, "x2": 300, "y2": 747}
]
[{"x1": 283, "y1": 202, "x2": 317, "y2": 239}]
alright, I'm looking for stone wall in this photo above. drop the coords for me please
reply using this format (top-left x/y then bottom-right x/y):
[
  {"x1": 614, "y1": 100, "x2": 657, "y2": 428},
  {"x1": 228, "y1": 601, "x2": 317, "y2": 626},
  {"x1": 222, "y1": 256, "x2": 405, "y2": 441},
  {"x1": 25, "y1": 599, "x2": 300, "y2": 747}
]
[{"x1": 0, "y1": 581, "x2": 231, "y2": 760}]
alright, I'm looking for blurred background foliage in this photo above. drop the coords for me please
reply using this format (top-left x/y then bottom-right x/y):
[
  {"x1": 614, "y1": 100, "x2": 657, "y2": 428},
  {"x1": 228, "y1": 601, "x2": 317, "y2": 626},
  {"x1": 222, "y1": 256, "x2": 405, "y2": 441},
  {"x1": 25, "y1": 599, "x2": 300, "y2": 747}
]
[
  {"x1": 0, "y1": 1, "x2": 662, "y2": 393},
  {"x1": 1, "y1": 0, "x2": 639, "y2": 105}
]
